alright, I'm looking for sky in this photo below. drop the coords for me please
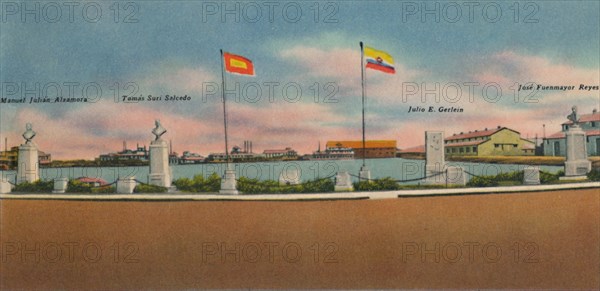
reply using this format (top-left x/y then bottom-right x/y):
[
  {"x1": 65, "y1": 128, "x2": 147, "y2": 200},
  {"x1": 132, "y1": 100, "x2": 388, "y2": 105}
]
[{"x1": 1, "y1": 1, "x2": 599, "y2": 159}]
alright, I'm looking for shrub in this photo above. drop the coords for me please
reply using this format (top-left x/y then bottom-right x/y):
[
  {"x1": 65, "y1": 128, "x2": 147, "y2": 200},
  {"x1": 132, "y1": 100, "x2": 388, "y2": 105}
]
[
  {"x1": 134, "y1": 183, "x2": 167, "y2": 193},
  {"x1": 466, "y1": 176, "x2": 499, "y2": 187},
  {"x1": 13, "y1": 180, "x2": 54, "y2": 193},
  {"x1": 66, "y1": 180, "x2": 93, "y2": 193},
  {"x1": 173, "y1": 173, "x2": 221, "y2": 193},
  {"x1": 91, "y1": 186, "x2": 116, "y2": 194},
  {"x1": 540, "y1": 170, "x2": 560, "y2": 183},
  {"x1": 587, "y1": 168, "x2": 600, "y2": 181},
  {"x1": 354, "y1": 177, "x2": 400, "y2": 191}
]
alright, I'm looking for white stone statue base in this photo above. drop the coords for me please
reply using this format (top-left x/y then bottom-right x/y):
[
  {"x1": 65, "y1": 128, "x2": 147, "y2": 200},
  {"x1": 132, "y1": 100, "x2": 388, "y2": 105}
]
[
  {"x1": 17, "y1": 143, "x2": 39, "y2": 184},
  {"x1": 53, "y1": 178, "x2": 69, "y2": 193},
  {"x1": 0, "y1": 180, "x2": 12, "y2": 193},
  {"x1": 358, "y1": 166, "x2": 371, "y2": 182},
  {"x1": 334, "y1": 171, "x2": 353, "y2": 192},
  {"x1": 562, "y1": 125, "x2": 591, "y2": 179},
  {"x1": 148, "y1": 139, "x2": 172, "y2": 188},
  {"x1": 220, "y1": 166, "x2": 239, "y2": 195},
  {"x1": 117, "y1": 177, "x2": 137, "y2": 194},
  {"x1": 523, "y1": 166, "x2": 540, "y2": 185}
]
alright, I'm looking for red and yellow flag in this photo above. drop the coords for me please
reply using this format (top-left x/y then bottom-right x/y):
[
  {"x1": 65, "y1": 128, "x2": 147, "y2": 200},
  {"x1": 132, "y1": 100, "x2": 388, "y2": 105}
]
[{"x1": 224, "y1": 52, "x2": 255, "y2": 76}]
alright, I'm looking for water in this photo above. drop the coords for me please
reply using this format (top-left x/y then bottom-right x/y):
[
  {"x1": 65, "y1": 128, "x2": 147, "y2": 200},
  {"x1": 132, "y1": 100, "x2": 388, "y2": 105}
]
[{"x1": 0, "y1": 158, "x2": 563, "y2": 185}]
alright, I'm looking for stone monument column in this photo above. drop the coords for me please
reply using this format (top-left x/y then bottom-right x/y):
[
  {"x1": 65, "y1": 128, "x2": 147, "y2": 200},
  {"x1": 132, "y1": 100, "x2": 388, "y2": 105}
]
[
  {"x1": 561, "y1": 106, "x2": 592, "y2": 179},
  {"x1": 425, "y1": 131, "x2": 445, "y2": 184},
  {"x1": 17, "y1": 123, "x2": 39, "y2": 184},
  {"x1": 148, "y1": 120, "x2": 172, "y2": 187},
  {"x1": 219, "y1": 163, "x2": 239, "y2": 195}
]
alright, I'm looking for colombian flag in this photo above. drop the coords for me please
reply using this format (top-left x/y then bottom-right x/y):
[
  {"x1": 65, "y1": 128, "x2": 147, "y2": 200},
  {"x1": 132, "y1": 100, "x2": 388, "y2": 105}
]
[
  {"x1": 365, "y1": 46, "x2": 395, "y2": 74},
  {"x1": 224, "y1": 52, "x2": 255, "y2": 76}
]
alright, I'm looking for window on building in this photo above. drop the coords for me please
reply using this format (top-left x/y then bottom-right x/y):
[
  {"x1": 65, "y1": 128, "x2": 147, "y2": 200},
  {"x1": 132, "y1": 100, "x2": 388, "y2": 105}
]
[
  {"x1": 513, "y1": 144, "x2": 517, "y2": 148},
  {"x1": 494, "y1": 144, "x2": 499, "y2": 148},
  {"x1": 466, "y1": 147, "x2": 471, "y2": 153},
  {"x1": 592, "y1": 122, "x2": 596, "y2": 127},
  {"x1": 460, "y1": 148, "x2": 464, "y2": 153},
  {"x1": 473, "y1": 147, "x2": 477, "y2": 153}
]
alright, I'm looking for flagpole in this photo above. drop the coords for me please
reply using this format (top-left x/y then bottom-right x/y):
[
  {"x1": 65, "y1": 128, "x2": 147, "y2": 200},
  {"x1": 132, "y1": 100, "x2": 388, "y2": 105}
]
[
  {"x1": 220, "y1": 49, "x2": 230, "y2": 168},
  {"x1": 360, "y1": 41, "x2": 366, "y2": 168}
]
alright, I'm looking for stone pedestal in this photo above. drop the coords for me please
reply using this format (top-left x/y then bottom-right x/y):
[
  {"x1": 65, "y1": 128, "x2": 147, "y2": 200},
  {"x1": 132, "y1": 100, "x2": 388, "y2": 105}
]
[
  {"x1": 148, "y1": 139, "x2": 171, "y2": 187},
  {"x1": 117, "y1": 177, "x2": 137, "y2": 194},
  {"x1": 220, "y1": 164, "x2": 239, "y2": 195},
  {"x1": 335, "y1": 171, "x2": 353, "y2": 191},
  {"x1": 53, "y1": 178, "x2": 69, "y2": 193},
  {"x1": 446, "y1": 166, "x2": 466, "y2": 186},
  {"x1": 425, "y1": 131, "x2": 446, "y2": 185},
  {"x1": 0, "y1": 180, "x2": 12, "y2": 193},
  {"x1": 279, "y1": 168, "x2": 300, "y2": 186},
  {"x1": 17, "y1": 143, "x2": 39, "y2": 184},
  {"x1": 562, "y1": 125, "x2": 591, "y2": 179},
  {"x1": 358, "y1": 165, "x2": 371, "y2": 182},
  {"x1": 523, "y1": 166, "x2": 540, "y2": 185}
]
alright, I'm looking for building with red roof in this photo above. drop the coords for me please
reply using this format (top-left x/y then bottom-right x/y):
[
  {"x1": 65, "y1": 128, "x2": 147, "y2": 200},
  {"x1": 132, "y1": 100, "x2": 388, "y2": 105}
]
[
  {"x1": 543, "y1": 109, "x2": 600, "y2": 156},
  {"x1": 444, "y1": 126, "x2": 534, "y2": 156},
  {"x1": 400, "y1": 126, "x2": 535, "y2": 157}
]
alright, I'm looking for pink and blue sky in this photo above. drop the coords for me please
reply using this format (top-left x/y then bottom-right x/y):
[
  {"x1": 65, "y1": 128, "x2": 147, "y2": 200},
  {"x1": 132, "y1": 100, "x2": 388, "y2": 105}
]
[{"x1": 1, "y1": 1, "x2": 598, "y2": 159}]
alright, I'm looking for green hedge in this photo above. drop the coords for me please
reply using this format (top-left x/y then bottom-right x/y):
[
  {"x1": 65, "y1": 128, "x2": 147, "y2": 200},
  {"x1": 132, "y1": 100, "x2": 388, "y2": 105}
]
[
  {"x1": 13, "y1": 180, "x2": 54, "y2": 193},
  {"x1": 541, "y1": 170, "x2": 562, "y2": 183},
  {"x1": 466, "y1": 170, "x2": 565, "y2": 187},
  {"x1": 134, "y1": 183, "x2": 168, "y2": 193},
  {"x1": 66, "y1": 180, "x2": 93, "y2": 193},
  {"x1": 238, "y1": 177, "x2": 334, "y2": 194},
  {"x1": 173, "y1": 173, "x2": 221, "y2": 193},
  {"x1": 587, "y1": 169, "x2": 600, "y2": 181},
  {"x1": 467, "y1": 171, "x2": 524, "y2": 187},
  {"x1": 354, "y1": 177, "x2": 400, "y2": 191},
  {"x1": 173, "y1": 173, "x2": 335, "y2": 194}
]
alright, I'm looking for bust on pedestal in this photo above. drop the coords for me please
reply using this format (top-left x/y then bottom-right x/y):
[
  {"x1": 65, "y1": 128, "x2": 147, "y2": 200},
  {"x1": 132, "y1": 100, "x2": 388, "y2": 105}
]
[
  {"x1": 17, "y1": 123, "x2": 39, "y2": 184},
  {"x1": 561, "y1": 106, "x2": 592, "y2": 180},
  {"x1": 148, "y1": 120, "x2": 172, "y2": 187}
]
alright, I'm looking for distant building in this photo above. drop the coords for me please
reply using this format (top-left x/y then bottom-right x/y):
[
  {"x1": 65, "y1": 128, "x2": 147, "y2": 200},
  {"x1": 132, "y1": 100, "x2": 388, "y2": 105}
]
[
  {"x1": 262, "y1": 147, "x2": 297, "y2": 160},
  {"x1": 0, "y1": 146, "x2": 52, "y2": 169},
  {"x1": 325, "y1": 140, "x2": 397, "y2": 158},
  {"x1": 543, "y1": 109, "x2": 600, "y2": 156},
  {"x1": 445, "y1": 126, "x2": 535, "y2": 156},
  {"x1": 208, "y1": 145, "x2": 260, "y2": 162},
  {"x1": 307, "y1": 144, "x2": 354, "y2": 160},
  {"x1": 179, "y1": 151, "x2": 205, "y2": 164},
  {"x1": 98, "y1": 144, "x2": 149, "y2": 162}
]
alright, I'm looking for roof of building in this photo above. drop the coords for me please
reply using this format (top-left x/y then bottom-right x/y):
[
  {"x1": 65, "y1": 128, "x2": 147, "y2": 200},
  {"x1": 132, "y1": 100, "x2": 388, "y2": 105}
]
[
  {"x1": 445, "y1": 126, "x2": 519, "y2": 141},
  {"x1": 562, "y1": 111, "x2": 600, "y2": 125},
  {"x1": 445, "y1": 140, "x2": 488, "y2": 147},
  {"x1": 326, "y1": 140, "x2": 397, "y2": 149},
  {"x1": 76, "y1": 177, "x2": 108, "y2": 185},
  {"x1": 546, "y1": 129, "x2": 600, "y2": 139}
]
